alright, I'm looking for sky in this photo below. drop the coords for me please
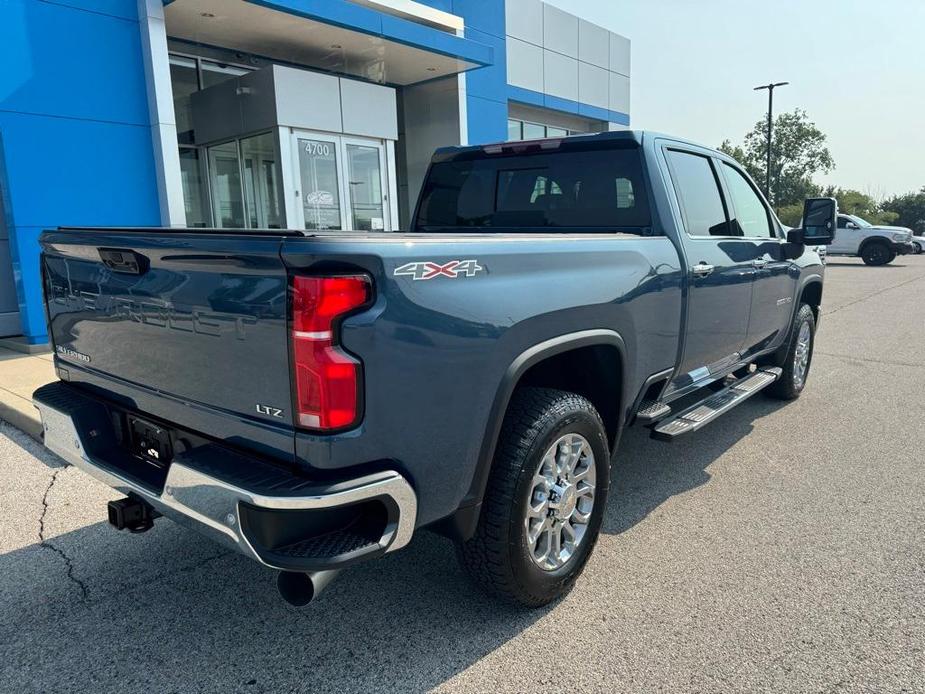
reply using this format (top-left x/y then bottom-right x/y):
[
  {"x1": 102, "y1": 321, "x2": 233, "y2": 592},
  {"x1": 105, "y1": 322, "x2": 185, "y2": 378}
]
[{"x1": 546, "y1": 0, "x2": 925, "y2": 198}]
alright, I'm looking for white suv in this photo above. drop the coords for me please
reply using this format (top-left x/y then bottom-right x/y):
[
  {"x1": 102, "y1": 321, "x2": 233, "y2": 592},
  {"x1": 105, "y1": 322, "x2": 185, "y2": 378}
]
[{"x1": 827, "y1": 214, "x2": 915, "y2": 265}]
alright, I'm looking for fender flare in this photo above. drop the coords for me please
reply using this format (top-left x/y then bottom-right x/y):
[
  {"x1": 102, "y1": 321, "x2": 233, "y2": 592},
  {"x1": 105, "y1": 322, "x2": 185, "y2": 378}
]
[
  {"x1": 454, "y1": 329, "x2": 628, "y2": 534},
  {"x1": 797, "y1": 274, "x2": 823, "y2": 306}
]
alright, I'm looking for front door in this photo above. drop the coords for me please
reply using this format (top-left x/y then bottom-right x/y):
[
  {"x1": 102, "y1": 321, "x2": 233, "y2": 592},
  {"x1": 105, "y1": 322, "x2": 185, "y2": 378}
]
[
  {"x1": 664, "y1": 147, "x2": 756, "y2": 392},
  {"x1": 717, "y1": 160, "x2": 797, "y2": 354},
  {"x1": 291, "y1": 132, "x2": 391, "y2": 232},
  {"x1": 829, "y1": 215, "x2": 859, "y2": 254}
]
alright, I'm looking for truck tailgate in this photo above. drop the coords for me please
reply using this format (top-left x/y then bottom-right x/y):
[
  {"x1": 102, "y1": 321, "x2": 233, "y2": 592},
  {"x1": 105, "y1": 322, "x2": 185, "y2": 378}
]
[{"x1": 41, "y1": 229, "x2": 295, "y2": 460}]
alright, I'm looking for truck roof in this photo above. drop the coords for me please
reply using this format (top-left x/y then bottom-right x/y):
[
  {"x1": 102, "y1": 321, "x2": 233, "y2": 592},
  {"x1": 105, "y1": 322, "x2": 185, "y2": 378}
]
[{"x1": 433, "y1": 129, "x2": 717, "y2": 160}]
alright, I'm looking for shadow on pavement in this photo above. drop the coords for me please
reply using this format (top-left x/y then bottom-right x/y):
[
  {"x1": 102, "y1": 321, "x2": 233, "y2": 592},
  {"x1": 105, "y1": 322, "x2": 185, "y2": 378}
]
[
  {"x1": 603, "y1": 395, "x2": 786, "y2": 536},
  {"x1": 0, "y1": 396, "x2": 786, "y2": 693}
]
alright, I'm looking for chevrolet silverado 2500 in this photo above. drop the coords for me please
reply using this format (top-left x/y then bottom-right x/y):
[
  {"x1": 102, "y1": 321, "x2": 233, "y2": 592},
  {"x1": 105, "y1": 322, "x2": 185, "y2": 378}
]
[{"x1": 33, "y1": 131, "x2": 836, "y2": 607}]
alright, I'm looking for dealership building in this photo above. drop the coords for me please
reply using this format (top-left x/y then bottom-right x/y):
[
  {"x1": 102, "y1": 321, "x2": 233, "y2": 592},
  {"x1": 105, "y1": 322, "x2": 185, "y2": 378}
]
[{"x1": 0, "y1": 0, "x2": 631, "y2": 346}]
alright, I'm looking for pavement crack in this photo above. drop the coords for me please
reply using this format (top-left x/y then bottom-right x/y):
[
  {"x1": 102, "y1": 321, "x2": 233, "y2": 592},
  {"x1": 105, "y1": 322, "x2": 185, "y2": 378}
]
[
  {"x1": 824, "y1": 272, "x2": 925, "y2": 315},
  {"x1": 815, "y1": 352, "x2": 925, "y2": 369},
  {"x1": 38, "y1": 467, "x2": 90, "y2": 601}
]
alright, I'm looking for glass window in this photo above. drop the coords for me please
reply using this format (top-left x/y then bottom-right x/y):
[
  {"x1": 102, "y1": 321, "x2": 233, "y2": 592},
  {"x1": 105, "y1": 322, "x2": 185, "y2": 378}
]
[
  {"x1": 546, "y1": 126, "x2": 568, "y2": 138},
  {"x1": 297, "y1": 138, "x2": 341, "y2": 230},
  {"x1": 178, "y1": 148, "x2": 209, "y2": 227},
  {"x1": 507, "y1": 119, "x2": 522, "y2": 142},
  {"x1": 721, "y1": 163, "x2": 773, "y2": 237},
  {"x1": 170, "y1": 56, "x2": 199, "y2": 145},
  {"x1": 666, "y1": 150, "x2": 732, "y2": 237},
  {"x1": 615, "y1": 178, "x2": 635, "y2": 209},
  {"x1": 346, "y1": 144, "x2": 384, "y2": 231},
  {"x1": 200, "y1": 60, "x2": 250, "y2": 89},
  {"x1": 837, "y1": 215, "x2": 851, "y2": 229},
  {"x1": 240, "y1": 133, "x2": 281, "y2": 229},
  {"x1": 523, "y1": 122, "x2": 546, "y2": 140},
  {"x1": 414, "y1": 145, "x2": 651, "y2": 232},
  {"x1": 207, "y1": 141, "x2": 245, "y2": 229}
]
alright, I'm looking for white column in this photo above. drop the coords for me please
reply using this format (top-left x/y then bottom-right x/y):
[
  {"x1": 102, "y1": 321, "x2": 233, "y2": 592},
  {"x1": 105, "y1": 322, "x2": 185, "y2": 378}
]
[
  {"x1": 277, "y1": 126, "x2": 298, "y2": 229},
  {"x1": 138, "y1": 0, "x2": 186, "y2": 227},
  {"x1": 456, "y1": 27, "x2": 469, "y2": 146},
  {"x1": 385, "y1": 140, "x2": 400, "y2": 230}
]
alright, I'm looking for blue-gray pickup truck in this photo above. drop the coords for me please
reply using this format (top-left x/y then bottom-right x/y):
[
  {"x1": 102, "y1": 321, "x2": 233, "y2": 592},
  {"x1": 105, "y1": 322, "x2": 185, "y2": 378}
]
[{"x1": 33, "y1": 131, "x2": 836, "y2": 607}]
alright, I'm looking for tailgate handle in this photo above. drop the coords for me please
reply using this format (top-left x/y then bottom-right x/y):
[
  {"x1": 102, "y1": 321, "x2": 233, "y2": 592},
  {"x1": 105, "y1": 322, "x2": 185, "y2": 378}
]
[{"x1": 99, "y1": 248, "x2": 149, "y2": 275}]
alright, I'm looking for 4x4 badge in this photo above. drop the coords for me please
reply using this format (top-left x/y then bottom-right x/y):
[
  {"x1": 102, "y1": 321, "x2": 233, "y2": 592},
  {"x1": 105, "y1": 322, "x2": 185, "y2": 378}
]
[{"x1": 393, "y1": 259, "x2": 483, "y2": 281}]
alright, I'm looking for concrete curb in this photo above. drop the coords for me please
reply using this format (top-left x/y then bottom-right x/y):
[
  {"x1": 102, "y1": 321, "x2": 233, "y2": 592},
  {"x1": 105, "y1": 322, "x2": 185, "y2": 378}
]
[{"x1": 0, "y1": 398, "x2": 43, "y2": 442}]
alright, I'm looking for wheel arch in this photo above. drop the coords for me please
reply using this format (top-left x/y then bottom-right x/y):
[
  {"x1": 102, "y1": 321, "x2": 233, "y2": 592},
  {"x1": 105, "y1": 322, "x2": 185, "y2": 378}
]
[
  {"x1": 858, "y1": 235, "x2": 892, "y2": 254},
  {"x1": 799, "y1": 276, "x2": 823, "y2": 319},
  {"x1": 441, "y1": 330, "x2": 628, "y2": 541}
]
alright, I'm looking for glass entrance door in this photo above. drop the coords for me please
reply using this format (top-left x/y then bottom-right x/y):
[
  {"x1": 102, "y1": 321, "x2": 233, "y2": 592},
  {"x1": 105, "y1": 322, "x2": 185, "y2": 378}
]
[
  {"x1": 344, "y1": 138, "x2": 388, "y2": 231},
  {"x1": 293, "y1": 134, "x2": 344, "y2": 230},
  {"x1": 291, "y1": 131, "x2": 390, "y2": 231}
]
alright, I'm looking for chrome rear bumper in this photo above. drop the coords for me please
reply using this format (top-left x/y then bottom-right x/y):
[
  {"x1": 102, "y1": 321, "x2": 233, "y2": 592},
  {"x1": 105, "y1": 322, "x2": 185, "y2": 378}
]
[{"x1": 34, "y1": 382, "x2": 417, "y2": 571}]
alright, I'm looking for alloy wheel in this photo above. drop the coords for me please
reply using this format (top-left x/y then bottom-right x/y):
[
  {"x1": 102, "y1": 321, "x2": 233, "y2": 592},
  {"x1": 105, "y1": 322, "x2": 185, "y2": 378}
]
[{"x1": 524, "y1": 433, "x2": 596, "y2": 571}]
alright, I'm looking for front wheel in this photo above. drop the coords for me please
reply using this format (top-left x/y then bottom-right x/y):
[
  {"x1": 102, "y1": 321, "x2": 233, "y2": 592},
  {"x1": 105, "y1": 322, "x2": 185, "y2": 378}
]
[
  {"x1": 861, "y1": 242, "x2": 894, "y2": 266},
  {"x1": 765, "y1": 303, "x2": 816, "y2": 400},
  {"x1": 456, "y1": 388, "x2": 610, "y2": 607}
]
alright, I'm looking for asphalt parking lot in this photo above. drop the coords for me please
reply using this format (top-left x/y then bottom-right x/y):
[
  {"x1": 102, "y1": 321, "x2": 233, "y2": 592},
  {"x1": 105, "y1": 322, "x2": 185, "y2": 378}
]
[{"x1": 1, "y1": 256, "x2": 923, "y2": 693}]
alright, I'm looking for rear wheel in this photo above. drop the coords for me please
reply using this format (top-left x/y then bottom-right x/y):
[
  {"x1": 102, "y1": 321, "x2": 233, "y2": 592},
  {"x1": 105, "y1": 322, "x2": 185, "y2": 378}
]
[
  {"x1": 861, "y1": 242, "x2": 894, "y2": 266},
  {"x1": 765, "y1": 303, "x2": 816, "y2": 400},
  {"x1": 457, "y1": 388, "x2": 610, "y2": 607}
]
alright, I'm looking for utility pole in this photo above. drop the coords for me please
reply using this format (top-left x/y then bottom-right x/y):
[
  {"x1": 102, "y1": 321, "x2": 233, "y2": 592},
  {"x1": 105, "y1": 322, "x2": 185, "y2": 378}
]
[{"x1": 753, "y1": 81, "x2": 789, "y2": 204}]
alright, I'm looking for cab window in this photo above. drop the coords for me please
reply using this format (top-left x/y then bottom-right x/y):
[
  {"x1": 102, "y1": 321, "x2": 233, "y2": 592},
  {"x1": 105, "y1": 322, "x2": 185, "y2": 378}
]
[
  {"x1": 721, "y1": 163, "x2": 774, "y2": 238},
  {"x1": 665, "y1": 150, "x2": 733, "y2": 237}
]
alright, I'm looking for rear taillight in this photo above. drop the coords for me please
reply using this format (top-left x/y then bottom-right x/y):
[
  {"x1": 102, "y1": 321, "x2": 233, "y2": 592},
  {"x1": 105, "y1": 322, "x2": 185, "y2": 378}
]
[{"x1": 291, "y1": 275, "x2": 371, "y2": 431}]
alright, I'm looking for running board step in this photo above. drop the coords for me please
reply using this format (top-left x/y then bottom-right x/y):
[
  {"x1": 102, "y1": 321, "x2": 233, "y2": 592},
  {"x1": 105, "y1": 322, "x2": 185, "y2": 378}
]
[
  {"x1": 636, "y1": 400, "x2": 671, "y2": 424},
  {"x1": 651, "y1": 367, "x2": 782, "y2": 441}
]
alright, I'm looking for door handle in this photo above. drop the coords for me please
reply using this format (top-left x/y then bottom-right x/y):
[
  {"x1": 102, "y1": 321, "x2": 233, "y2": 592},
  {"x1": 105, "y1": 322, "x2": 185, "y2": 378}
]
[
  {"x1": 752, "y1": 259, "x2": 768, "y2": 268},
  {"x1": 691, "y1": 262, "x2": 715, "y2": 277}
]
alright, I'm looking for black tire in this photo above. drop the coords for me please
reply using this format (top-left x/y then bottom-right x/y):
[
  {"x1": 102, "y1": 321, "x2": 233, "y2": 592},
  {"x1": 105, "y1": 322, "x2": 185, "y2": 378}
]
[
  {"x1": 861, "y1": 241, "x2": 893, "y2": 266},
  {"x1": 456, "y1": 387, "x2": 610, "y2": 607},
  {"x1": 765, "y1": 303, "x2": 816, "y2": 400}
]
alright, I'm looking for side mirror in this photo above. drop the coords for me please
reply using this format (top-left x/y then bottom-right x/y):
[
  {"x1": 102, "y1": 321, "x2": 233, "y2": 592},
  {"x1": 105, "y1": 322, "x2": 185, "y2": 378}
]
[{"x1": 788, "y1": 197, "x2": 836, "y2": 245}]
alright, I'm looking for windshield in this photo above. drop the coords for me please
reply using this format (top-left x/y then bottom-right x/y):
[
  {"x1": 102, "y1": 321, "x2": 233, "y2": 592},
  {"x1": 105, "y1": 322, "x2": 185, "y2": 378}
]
[
  {"x1": 413, "y1": 144, "x2": 652, "y2": 233},
  {"x1": 849, "y1": 215, "x2": 873, "y2": 228}
]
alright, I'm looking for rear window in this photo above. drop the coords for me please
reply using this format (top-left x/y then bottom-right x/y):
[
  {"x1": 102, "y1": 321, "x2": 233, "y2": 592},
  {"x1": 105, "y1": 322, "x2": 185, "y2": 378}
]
[{"x1": 414, "y1": 145, "x2": 652, "y2": 233}]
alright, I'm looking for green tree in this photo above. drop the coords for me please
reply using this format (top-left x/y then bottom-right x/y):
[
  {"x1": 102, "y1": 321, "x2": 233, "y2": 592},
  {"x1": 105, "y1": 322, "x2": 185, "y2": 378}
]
[
  {"x1": 882, "y1": 188, "x2": 925, "y2": 233},
  {"x1": 720, "y1": 109, "x2": 834, "y2": 208}
]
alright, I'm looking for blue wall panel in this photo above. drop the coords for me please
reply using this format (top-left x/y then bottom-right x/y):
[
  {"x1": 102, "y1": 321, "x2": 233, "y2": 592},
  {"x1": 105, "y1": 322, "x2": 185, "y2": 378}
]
[
  {"x1": 5, "y1": 225, "x2": 46, "y2": 343},
  {"x1": 447, "y1": 0, "x2": 508, "y2": 144},
  {"x1": 0, "y1": 1, "x2": 151, "y2": 124},
  {"x1": 452, "y1": 0, "x2": 505, "y2": 38},
  {"x1": 466, "y1": 95, "x2": 508, "y2": 144},
  {"x1": 0, "y1": 113, "x2": 160, "y2": 228},
  {"x1": 0, "y1": 0, "x2": 159, "y2": 344}
]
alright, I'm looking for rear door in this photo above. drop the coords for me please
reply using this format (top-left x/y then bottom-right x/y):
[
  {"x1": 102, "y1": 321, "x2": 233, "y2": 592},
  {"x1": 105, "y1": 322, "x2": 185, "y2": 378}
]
[
  {"x1": 718, "y1": 160, "x2": 797, "y2": 355},
  {"x1": 663, "y1": 147, "x2": 756, "y2": 392},
  {"x1": 41, "y1": 229, "x2": 295, "y2": 460}
]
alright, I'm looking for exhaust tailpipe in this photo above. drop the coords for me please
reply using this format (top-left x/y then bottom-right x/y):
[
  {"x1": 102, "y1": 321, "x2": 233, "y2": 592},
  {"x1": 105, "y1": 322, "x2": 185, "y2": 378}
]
[{"x1": 276, "y1": 570, "x2": 342, "y2": 607}]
